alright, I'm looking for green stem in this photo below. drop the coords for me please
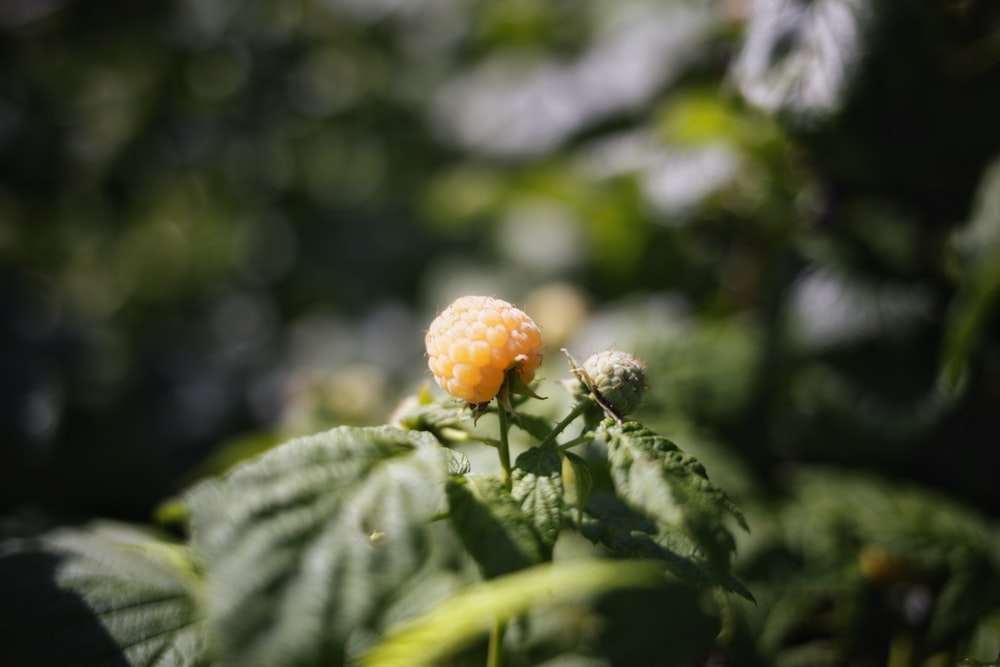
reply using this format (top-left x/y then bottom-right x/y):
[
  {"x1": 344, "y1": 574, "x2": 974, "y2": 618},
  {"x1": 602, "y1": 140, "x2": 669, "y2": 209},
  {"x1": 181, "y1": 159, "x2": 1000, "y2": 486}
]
[
  {"x1": 487, "y1": 617, "x2": 506, "y2": 667},
  {"x1": 496, "y1": 392, "x2": 513, "y2": 490},
  {"x1": 557, "y1": 433, "x2": 594, "y2": 452},
  {"x1": 538, "y1": 399, "x2": 592, "y2": 449}
]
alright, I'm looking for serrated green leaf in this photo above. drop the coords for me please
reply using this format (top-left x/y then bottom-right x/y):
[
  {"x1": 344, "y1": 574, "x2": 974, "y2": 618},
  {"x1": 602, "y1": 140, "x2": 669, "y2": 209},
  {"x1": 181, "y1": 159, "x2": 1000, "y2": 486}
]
[
  {"x1": 447, "y1": 474, "x2": 545, "y2": 578},
  {"x1": 183, "y1": 425, "x2": 452, "y2": 667},
  {"x1": 563, "y1": 450, "x2": 594, "y2": 526},
  {"x1": 362, "y1": 559, "x2": 664, "y2": 667},
  {"x1": 511, "y1": 444, "x2": 564, "y2": 556},
  {"x1": 580, "y1": 492, "x2": 753, "y2": 601},
  {"x1": 732, "y1": 0, "x2": 875, "y2": 124},
  {"x1": 0, "y1": 521, "x2": 208, "y2": 667},
  {"x1": 601, "y1": 420, "x2": 746, "y2": 578},
  {"x1": 447, "y1": 448, "x2": 472, "y2": 475}
]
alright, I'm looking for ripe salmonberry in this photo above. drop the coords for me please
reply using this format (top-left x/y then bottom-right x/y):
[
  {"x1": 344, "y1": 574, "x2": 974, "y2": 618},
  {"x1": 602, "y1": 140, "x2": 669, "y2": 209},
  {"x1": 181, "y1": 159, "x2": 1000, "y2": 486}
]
[
  {"x1": 581, "y1": 349, "x2": 647, "y2": 418},
  {"x1": 426, "y1": 295, "x2": 543, "y2": 403}
]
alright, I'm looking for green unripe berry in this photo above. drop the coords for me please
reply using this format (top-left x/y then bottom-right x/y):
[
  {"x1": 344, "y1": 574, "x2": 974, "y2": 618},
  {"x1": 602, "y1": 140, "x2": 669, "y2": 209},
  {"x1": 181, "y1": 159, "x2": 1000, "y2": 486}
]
[{"x1": 581, "y1": 350, "x2": 647, "y2": 418}]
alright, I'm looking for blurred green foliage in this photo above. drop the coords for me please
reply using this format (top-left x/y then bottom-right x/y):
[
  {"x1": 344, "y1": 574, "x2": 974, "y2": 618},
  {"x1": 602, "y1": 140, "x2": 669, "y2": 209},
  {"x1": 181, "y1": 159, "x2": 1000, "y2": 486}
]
[{"x1": 4, "y1": 0, "x2": 1000, "y2": 663}]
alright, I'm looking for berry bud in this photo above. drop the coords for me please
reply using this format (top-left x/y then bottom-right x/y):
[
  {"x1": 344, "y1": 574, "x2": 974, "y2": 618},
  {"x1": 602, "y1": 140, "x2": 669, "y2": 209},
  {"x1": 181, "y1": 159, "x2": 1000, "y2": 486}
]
[
  {"x1": 425, "y1": 295, "x2": 543, "y2": 403},
  {"x1": 581, "y1": 349, "x2": 647, "y2": 417}
]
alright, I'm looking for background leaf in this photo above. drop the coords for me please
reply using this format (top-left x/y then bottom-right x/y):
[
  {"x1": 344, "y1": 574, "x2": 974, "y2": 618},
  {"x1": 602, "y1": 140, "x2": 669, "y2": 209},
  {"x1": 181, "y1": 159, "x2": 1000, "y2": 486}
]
[
  {"x1": 511, "y1": 444, "x2": 564, "y2": 557},
  {"x1": 732, "y1": 0, "x2": 875, "y2": 123},
  {"x1": 182, "y1": 425, "x2": 452, "y2": 667},
  {"x1": 0, "y1": 521, "x2": 208, "y2": 667},
  {"x1": 942, "y1": 156, "x2": 1000, "y2": 385},
  {"x1": 447, "y1": 474, "x2": 545, "y2": 579},
  {"x1": 734, "y1": 467, "x2": 1000, "y2": 664}
]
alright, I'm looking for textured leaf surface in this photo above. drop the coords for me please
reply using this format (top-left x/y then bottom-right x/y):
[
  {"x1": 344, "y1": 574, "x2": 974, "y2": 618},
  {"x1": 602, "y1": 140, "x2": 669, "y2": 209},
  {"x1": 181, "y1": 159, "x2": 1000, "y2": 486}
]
[
  {"x1": 182, "y1": 425, "x2": 452, "y2": 667},
  {"x1": 363, "y1": 559, "x2": 663, "y2": 667},
  {"x1": 447, "y1": 473, "x2": 545, "y2": 578},
  {"x1": 392, "y1": 388, "x2": 470, "y2": 435},
  {"x1": 601, "y1": 420, "x2": 747, "y2": 579},
  {"x1": 0, "y1": 521, "x2": 207, "y2": 667},
  {"x1": 581, "y1": 492, "x2": 753, "y2": 601},
  {"x1": 511, "y1": 444, "x2": 564, "y2": 556},
  {"x1": 732, "y1": 0, "x2": 874, "y2": 123}
]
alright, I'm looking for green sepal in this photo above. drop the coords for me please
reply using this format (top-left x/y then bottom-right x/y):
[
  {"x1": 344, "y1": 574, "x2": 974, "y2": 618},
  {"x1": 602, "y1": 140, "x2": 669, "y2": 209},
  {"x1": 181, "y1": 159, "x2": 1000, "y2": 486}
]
[{"x1": 506, "y1": 365, "x2": 546, "y2": 401}]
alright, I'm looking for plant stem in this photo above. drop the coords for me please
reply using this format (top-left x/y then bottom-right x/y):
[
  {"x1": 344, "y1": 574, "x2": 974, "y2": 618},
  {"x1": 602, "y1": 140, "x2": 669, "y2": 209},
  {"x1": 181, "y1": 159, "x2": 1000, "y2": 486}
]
[
  {"x1": 557, "y1": 433, "x2": 594, "y2": 452},
  {"x1": 537, "y1": 399, "x2": 592, "y2": 449},
  {"x1": 496, "y1": 391, "x2": 512, "y2": 490},
  {"x1": 487, "y1": 617, "x2": 506, "y2": 667}
]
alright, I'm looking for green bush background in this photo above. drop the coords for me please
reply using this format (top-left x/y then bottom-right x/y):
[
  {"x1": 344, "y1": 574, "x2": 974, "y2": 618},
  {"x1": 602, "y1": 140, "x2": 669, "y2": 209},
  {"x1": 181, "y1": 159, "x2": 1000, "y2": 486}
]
[{"x1": 3, "y1": 0, "x2": 1000, "y2": 664}]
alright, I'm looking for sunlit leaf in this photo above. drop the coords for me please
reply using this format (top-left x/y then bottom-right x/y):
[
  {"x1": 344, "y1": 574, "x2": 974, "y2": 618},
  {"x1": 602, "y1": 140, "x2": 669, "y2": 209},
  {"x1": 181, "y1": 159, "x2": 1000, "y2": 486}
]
[
  {"x1": 182, "y1": 425, "x2": 453, "y2": 667},
  {"x1": 0, "y1": 521, "x2": 208, "y2": 667},
  {"x1": 362, "y1": 559, "x2": 663, "y2": 667},
  {"x1": 447, "y1": 473, "x2": 545, "y2": 579},
  {"x1": 732, "y1": 0, "x2": 875, "y2": 123}
]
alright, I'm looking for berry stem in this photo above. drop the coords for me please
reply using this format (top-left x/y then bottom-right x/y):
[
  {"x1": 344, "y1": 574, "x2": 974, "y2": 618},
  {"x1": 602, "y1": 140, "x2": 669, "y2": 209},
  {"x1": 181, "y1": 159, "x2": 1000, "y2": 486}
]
[
  {"x1": 496, "y1": 388, "x2": 513, "y2": 491},
  {"x1": 537, "y1": 398, "x2": 593, "y2": 450}
]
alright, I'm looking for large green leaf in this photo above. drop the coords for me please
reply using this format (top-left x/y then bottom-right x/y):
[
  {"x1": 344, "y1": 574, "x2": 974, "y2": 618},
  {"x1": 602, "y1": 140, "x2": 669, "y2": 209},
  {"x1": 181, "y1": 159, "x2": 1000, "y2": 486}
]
[
  {"x1": 600, "y1": 420, "x2": 747, "y2": 578},
  {"x1": 0, "y1": 521, "x2": 208, "y2": 667},
  {"x1": 511, "y1": 444, "x2": 564, "y2": 557},
  {"x1": 447, "y1": 474, "x2": 545, "y2": 579},
  {"x1": 732, "y1": 0, "x2": 875, "y2": 123},
  {"x1": 362, "y1": 559, "x2": 664, "y2": 667},
  {"x1": 182, "y1": 425, "x2": 453, "y2": 667}
]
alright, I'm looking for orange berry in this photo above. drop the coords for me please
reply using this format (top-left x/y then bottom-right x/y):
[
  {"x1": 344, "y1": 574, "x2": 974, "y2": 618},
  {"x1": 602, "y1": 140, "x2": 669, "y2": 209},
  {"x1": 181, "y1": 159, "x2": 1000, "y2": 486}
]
[{"x1": 425, "y1": 295, "x2": 543, "y2": 403}]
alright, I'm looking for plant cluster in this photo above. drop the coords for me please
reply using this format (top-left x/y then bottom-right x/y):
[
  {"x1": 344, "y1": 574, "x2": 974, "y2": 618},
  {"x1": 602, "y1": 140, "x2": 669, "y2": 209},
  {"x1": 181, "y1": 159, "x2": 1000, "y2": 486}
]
[{"x1": 1, "y1": 296, "x2": 753, "y2": 666}]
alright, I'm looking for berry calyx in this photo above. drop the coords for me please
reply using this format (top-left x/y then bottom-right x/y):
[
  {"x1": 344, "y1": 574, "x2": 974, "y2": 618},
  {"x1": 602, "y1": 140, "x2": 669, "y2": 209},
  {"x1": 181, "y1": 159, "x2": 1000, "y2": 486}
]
[
  {"x1": 425, "y1": 295, "x2": 543, "y2": 403},
  {"x1": 580, "y1": 349, "x2": 647, "y2": 418}
]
